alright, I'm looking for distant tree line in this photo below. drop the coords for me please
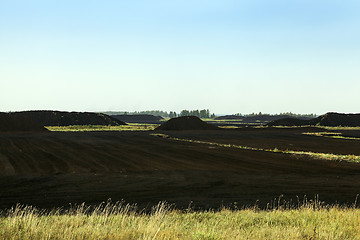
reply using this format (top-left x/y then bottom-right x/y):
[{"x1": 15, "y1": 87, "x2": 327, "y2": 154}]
[
  {"x1": 234, "y1": 112, "x2": 317, "y2": 118},
  {"x1": 103, "y1": 110, "x2": 316, "y2": 119},
  {"x1": 103, "y1": 110, "x2": 170, "y2": 117},
  {"x1": 103, "y1": 109, "x2": 215, "y2": 119},
  {"x1": 178, "y1": 109, "x2": 215, "y2": 118}
]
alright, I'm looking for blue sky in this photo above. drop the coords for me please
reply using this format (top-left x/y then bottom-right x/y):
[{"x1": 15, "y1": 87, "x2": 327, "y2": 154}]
[{"x1": 1, "y1": 0, "x2": 359, "y2": 114}]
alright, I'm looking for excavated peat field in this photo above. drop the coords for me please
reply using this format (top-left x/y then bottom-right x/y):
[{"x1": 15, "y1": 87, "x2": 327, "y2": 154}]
[{"x1": 0, "y1": 128, "x2": 360, "y2": 210}]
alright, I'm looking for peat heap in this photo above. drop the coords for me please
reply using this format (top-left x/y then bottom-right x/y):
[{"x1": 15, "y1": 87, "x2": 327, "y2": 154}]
[
  {"x1": 312, "y1": 112, "x2": 360, "y2": 127},
  {"x1": 112, "y1": 114, "x2": 163, "y2": 123},
  {"x1": 0, "y1": 112, "x2": 47, "y2": 132},
  {"x1": 155, "y1": 116, "x2": 219, "y2": 131},
  {"x1": 10, "y1": 111, "x2": 126, "y2": 126},
  {"x1": 268, "y1": 112, "x2": 360, "y2": 127}
]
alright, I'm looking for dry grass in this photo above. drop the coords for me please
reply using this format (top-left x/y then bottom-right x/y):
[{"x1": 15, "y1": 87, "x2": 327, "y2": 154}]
[
  {"x1": 46, "y1": 124, "x2": 159, "y2": 132},
  {"x1": 1, "y1": 201, "x2": 360, "y2": 239},
  {"x1": 303, "y1": 132, "x2": 360, "y2": 141}
]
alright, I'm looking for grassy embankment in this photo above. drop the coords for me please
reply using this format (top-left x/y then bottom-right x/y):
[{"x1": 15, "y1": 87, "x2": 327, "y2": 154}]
[{"x1": 1, "y1": 201, "x2": 360, "y2": 240}]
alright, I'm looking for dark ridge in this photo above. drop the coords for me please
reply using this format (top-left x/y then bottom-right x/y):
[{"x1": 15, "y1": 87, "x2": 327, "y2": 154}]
[
  {"x1": 111, "y1": 114, "x2": 163, "y2": 123},
  {"x1": 214, "y1": 115, "x2": 244, "y2": 120},
  {"x1": 10, "y1": 111, "x2": 127, "y2": 126},
  {"x1": 215, "y1": 114, "x2": 313, "y2": 122},
  {"x1": 243, "y1": 114, "x2": 313, "y2": 122},
  {"x1": 267, "y1": 118, "x2": 311, "y2": 127},
  {"x1": 0, "y1": 112, "x2": 47, "y2": 132},
  {"x1": 268, "y1": 112, "x2": 360, "y2": 127},
  {"x1": 155, "y1": 116, "x2": 219, "y2": 131}
]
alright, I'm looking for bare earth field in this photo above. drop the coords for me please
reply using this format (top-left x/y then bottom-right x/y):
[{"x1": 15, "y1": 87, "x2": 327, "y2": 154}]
[{"x1": 0, "y1": 128, "x2": 360, "y2": 210}]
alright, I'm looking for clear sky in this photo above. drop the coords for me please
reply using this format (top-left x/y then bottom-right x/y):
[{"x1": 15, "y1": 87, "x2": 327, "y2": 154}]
[{"x1": 1, "y1": 0, "x2": 359, "y2": 115}]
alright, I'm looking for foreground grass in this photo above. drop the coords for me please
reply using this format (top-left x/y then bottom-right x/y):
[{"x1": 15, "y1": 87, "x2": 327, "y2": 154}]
[{"x1": 1, "y1": 202, "x2": 360, "y2": 240}]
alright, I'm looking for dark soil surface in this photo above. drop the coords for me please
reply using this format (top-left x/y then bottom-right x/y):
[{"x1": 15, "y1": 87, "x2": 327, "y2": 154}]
[
  {"x1": 165, "y1": 127, "x2": 360, "y2": 155},
  {"x1": 156, "y1": 116, "x2": 219, "y2": 131},
  {"x1": 10, "y1": 111, "x2": 126, "y2": 126},
  {"x1": 111, "y1": 114, "x2": 163, "y2": 124},
  {"x1": 0, "y1": 113, "x2": 47, "y2": 132},
  {"x1": 215, "y1": 115, "x2": 244, "y2": 120},
  {"x1": 0, "y1": 127, "x2": 360, "y2": 210},
  {"x1": 267, "y1": 118, "x2": 312, "y2": 127}
]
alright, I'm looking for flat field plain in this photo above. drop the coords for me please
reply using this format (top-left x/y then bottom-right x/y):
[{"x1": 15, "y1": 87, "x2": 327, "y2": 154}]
[{"x1": 0, "y1": 127, "x2": 360, "y2": 210}]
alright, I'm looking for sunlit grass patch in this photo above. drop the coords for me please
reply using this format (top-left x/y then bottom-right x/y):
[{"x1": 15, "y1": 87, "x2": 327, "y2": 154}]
[
  {"x1": 303, "y1": 132, "x2": 341, "y2": 136},
  {"x1": 282, "y1": 150, "x2": 360, "y2": 163},
  {"x1": 322, "y1": 126, "x2": 360, "y2": 131},
  {"x1": 46, "y1": 124, "x2": 159, "y2": 132},
  {"x1": 303, "y1": 132, "x2": 360, "y2": 141},
  {"x1": 218, "y1": 126, "x2": 241, "y2": 129}
]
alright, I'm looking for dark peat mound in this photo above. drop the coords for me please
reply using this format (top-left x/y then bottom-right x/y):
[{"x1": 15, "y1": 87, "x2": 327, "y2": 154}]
[
  {"x1": 155, "y1": 116, "x2": 219, "y2": 131},
  {"x1": 10, "y1": 111, "x2": 126, "y2": 126},
  {"x1": 268, "y1": 112, "x2": 360, "y2": 127},
  {"x1": 312, "y1": 112, "x2": 360, "y2": 127},
  {"x1": 0, "y1": 112, "x2": 47, "y2": 132}
]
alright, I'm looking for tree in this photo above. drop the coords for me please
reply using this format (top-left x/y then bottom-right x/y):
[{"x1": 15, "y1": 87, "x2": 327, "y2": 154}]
[
  {"x1": 180, "y1": 110, "x2": 190, "y2": 116},
  {"x1": 200, "y1": 109, "x2": 207, "y2": 118},
  {"x1": 169, "y1": 111, "x2": 176, "y2": 118}
]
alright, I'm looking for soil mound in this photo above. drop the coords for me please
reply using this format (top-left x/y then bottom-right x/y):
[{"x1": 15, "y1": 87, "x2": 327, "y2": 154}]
[
  {"x1": 268, "y1": 112, "x2": 360, "y2": 127},
  {"x1": 112, "y1": 114, "x2": 163, "y2": 123},
  {"x1": 155, "y1": 116, "x2": 219, "y2": 131},
  {"x1": 10, "y1": 111, "x2": 126, "y2": 126},
  {"x1": 313, "y1": 112, "x2": 360, "y2": 127},
  {"x1": 0, "y1": 113, "x2": 47, "y2": 132}
]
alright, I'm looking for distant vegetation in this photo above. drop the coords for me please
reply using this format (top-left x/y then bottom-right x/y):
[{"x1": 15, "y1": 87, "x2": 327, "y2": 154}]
[
  {"x1": 2, "y1": 201, "x2": 360, "y2": 239},
  {"x1": 235, "y1": 112, "x2": 317, "y2": 118},
  {"x1": 103, "y1": 109, "x2": 215, "y2": 119},
  {"x1": 103, "y1": 110, "x2": 172, "y2": 117},
  {"x1": 178, "y1": 109, "x2": 215, "y2": 118},
  {"x1": 103, "y1": 110, "x2": 317, "y2": 120}
]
